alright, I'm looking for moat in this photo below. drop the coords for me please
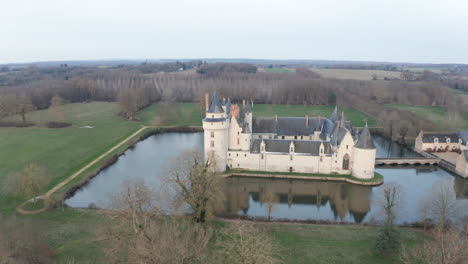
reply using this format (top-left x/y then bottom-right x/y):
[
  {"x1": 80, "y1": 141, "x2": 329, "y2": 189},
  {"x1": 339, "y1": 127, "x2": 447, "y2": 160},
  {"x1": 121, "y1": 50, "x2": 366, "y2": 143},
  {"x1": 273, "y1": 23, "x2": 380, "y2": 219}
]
[{"x1": 65, "y1": 132, "x2": 468, "y2": 224}]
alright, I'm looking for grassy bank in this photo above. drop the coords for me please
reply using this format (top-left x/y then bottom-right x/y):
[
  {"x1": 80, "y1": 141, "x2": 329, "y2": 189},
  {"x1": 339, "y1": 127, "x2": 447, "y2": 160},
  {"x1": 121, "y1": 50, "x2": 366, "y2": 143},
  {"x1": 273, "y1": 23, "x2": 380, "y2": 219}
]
[{"x1": 310, "y1": 69, "x2": 401, "y2": 81}]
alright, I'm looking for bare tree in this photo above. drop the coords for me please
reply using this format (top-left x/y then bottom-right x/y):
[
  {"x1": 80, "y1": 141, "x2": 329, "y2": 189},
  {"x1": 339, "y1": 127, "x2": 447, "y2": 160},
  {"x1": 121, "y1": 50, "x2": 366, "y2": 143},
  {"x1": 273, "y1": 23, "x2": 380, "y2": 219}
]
[
  {"x1": 374, "y1": 183, "x2": 402, "y2": 256},
  {"x1": 400, "y1": 227, "x2": 468, "y2": 264},
  {"x1": 215, "y1": 222, "x2": 282, "y2": 264},
  {"x1": 107, "y1": 179, "x2": 212, "y2": 264},
  {"x1": 167, "y1": 149, "x2": 224, "y2": 223},
  {"x1": 49, "y1": 95, "x2": 66, "y2": 122},
  {"x1": 17, "y1": 94, "x2": 36, "y2": 123}
]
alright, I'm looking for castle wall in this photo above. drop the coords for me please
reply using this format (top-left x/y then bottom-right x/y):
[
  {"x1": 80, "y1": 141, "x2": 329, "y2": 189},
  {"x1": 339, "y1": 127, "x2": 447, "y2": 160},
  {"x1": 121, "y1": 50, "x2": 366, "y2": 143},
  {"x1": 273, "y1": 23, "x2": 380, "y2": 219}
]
[
  {"x1": 203, "y1": 113, "x2": 229, "y2": 171},
  {"x1": 456, "y1": 154, "x2": 468, "y2": 177}
]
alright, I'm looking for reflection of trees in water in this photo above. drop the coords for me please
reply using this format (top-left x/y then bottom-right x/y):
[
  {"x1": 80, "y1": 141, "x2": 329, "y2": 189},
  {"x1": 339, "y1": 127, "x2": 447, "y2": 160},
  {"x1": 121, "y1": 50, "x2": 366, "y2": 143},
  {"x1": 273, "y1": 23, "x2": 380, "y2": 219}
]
[
  {"x1": 454, "y1": 177, "x2": 468, "y2": 199},
  {"x1": 221, "y1": 177, "x2": 373, "y2": 223}
]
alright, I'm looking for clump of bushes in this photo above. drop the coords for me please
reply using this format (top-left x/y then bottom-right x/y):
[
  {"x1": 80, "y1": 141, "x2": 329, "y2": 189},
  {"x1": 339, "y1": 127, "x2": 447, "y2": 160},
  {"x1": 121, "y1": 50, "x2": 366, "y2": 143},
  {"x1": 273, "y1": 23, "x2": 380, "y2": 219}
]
[{"x1": 47, "y1": 121, "x2": 72, "y2": 128}]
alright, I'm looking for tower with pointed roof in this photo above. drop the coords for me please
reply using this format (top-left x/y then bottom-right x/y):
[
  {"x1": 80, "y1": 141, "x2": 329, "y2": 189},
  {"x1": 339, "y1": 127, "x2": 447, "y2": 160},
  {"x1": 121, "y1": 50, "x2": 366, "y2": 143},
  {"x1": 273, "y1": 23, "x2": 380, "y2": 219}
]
[
  {"x1": 352, "y1": 123, "x2": 376, "y2": 179},
  {"x1": 203, "y1": 92, "x2": 230, "y2": 171}
]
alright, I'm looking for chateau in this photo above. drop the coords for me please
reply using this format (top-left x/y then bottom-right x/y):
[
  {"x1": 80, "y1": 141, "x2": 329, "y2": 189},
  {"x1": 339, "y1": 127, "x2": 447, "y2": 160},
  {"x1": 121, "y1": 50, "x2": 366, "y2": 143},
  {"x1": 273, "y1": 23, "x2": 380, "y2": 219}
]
[{"x1": 202, "y1": 92, "x2": 377, "y2": 179}]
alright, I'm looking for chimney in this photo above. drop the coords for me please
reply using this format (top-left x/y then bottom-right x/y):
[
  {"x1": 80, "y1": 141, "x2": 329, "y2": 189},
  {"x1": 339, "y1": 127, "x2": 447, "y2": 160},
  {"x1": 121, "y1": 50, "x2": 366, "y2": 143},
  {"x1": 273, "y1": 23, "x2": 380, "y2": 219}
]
[
  {"x1": 231, "y1": 105, "x2": 240, "y2": 118},
  {"x1": 242, "y1": 99, "x2": 246, "y2": 109},
  {"x1": 205, "y1": 94, "x2": 209, "y2": 111},
  {"x1": 275, "y1": 114, "x2": 278, "y2": 122},
  {"x1": 318, "y1": 115, "x2": 321, "y2": 124},
  {"x1": 305, "y1": 115, "x2": 309, "y2": 127},
  {"x1": 337, "y1": 121, "x2": 341, "y2": 130}
]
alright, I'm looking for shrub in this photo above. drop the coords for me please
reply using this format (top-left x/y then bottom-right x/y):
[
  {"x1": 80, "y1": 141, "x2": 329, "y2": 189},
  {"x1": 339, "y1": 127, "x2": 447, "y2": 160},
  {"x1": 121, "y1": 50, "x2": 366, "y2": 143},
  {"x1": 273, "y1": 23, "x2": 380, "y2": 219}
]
[{"x1": 47, "y1": 121, "x2": 72, "y2": 128}]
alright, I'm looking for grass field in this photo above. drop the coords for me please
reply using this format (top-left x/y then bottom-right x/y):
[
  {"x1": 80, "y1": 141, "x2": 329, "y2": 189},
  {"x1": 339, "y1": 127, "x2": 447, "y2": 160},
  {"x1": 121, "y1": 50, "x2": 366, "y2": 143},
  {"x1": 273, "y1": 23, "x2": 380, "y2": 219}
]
[
  {"x1": 0, "y1": 101, "x2": 430, "y2": 263},
  {"x1": 262, "y1": 67, "x2": 295, "y2": 74},
  {"x1": 0, "y1": 102, "x2": 140, "y2": 211},
  {"x1": 310, "y1": 69, "x2": 401, "y2": 80},
  {"x1": 13, "y1": 208, "x2": 427, "y2": 264},
  {"x1": 383, "y1": 104, "x2": 468, "y2": 130}
]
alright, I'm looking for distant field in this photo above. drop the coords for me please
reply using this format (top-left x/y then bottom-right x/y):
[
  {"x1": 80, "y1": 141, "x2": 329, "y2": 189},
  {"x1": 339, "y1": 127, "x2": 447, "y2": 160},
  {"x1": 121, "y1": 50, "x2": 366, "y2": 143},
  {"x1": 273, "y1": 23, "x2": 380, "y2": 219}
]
[
  {"x1": 262, "y1": 67, "x2": 295, "y2": 74},
  {"x1": 407, "y1": 67, "x2": 444, "y2": 74},
  {"x1": 310, "y1": 69, "x2": 401, "y2": 80},
  {"x1": 383, "y1": 104, "x2": 468, "y2": 130}
]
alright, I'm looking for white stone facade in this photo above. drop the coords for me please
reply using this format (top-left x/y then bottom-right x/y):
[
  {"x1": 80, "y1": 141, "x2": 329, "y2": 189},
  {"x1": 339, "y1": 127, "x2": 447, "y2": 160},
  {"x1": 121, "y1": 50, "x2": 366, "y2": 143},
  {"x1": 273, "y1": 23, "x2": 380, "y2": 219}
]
[{"x1": 203, "y1": 93, "x2": 377, "y2": 179}]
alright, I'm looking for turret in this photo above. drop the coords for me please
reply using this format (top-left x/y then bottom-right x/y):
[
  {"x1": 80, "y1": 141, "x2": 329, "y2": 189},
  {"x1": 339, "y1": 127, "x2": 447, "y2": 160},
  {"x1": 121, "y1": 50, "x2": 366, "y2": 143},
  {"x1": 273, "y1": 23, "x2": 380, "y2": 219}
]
[
  {"x1": 203, "y1": 92, "x2": 229, "y2": 171},
  {"x1": 352, "y1": 123, "x2": 376, "y2": 179}
]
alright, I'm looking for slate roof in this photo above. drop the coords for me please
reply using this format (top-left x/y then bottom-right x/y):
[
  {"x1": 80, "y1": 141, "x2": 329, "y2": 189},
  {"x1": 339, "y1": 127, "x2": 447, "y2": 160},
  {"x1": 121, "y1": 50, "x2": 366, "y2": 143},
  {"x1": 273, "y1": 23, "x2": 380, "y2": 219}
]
[
  {"x1": 250, "y1": 139, "x2": 331, "y2": 155},
  {"x1": 330, "y1": 106, "x2": 338, "y2": 122},
  {"x1": 225, "y1": 98, "x2": 232, "y2": 115},
  {"x1": 355, "y1": 125, "x2": 375, "y2": 149},
  {"x1": 459, "y1": 130, "x2": 468, "y2": 145},
  {"x1": 252, "y1": 117, "x2": 334, "y2": 137},
  {"x1": 421, "y1": 132, "x2": 459, "y2": 143},
  {"x1": 207, "y1": 92, "x2": 224, "y2": 113}
]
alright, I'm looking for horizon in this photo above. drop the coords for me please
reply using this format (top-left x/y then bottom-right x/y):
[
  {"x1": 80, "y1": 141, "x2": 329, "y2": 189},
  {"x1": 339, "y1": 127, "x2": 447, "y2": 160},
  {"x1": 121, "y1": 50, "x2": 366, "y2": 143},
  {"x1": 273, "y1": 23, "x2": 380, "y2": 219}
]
[{"x1": 2, "y1": 0, "x2": 468, "y2": 65}]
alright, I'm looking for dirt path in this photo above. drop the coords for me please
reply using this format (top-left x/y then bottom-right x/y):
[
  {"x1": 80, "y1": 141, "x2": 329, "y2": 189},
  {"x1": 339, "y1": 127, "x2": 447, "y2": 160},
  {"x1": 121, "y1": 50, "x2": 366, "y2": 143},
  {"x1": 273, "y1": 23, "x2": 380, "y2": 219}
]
[{"x1": 16, "y1": 126, "x2": 149, "y2": 214}]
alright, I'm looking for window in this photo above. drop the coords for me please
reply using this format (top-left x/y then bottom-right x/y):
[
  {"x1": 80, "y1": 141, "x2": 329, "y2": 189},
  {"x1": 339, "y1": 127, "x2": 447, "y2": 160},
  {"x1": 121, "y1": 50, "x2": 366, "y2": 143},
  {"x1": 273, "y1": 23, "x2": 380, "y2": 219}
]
[
  {"x1": 289, "y1": 167, "x2": 293, "y2": 173},
  {"x1": 290, "y1": 147, "x2": 294, "y2": 152},
  {"x1": 346, "y1": 145, "x2": 348, "y2": 149},
  {"x1": 320, "y1": 156, "x2": 323, "y2": 162},
  {"x1": 343, "y1": 154, "x2": 350, "y2": 170},
  {"x1": 269, "y1": 135, "x2": 272, "y2": 139},
  {"x1": 210, "y1": 141, "x2": 214, "y2": 148},
  {"x1": 237, "y1": 138, "x2": 240, "y2": 144},
  {"x1": 210, "y1": 132, "x2": 214, "y2": 138},
  {"x1": 244, "y1": 154, "x2": 247, "y2": 157},
  {"x1": 290, "y1": 155, "x2": 293, "y2": 161},
  {"x1": 320, "y1": 149, "x2": 323, "y2": 153},
  {"x1": 434, "y1": 138, "x2": 439, "y2": 143},
  {"x1": 229, "y1": 153, "x2": 231, "y2": 157},
  {"x1": 282, "y1": 136, "x2": 285, "y2": 139},
  {"x1": 301, "y1": 136, "x2": 303, "y2": 140},
  {"x1": 261, "y1": 145, "x2": 265, "y2": 151},
  {"x1": 261, "y1": 154, "x2": 264, "y2": 159},
  {"x1": 212, "y1": 115, "x2": 214, "y2": 118},
  {"x1": 447, "y1": 138, "x2": 451, "y2": 143},
  {"x1": 294, "y1": 136, "x2": 297, "y2": 139},
  {"x1": 309, "y1": 136, "x2": 312, "y2": 140},
  {"x1": 237, "y1": 132, "x2": 239, "y2": 135}
]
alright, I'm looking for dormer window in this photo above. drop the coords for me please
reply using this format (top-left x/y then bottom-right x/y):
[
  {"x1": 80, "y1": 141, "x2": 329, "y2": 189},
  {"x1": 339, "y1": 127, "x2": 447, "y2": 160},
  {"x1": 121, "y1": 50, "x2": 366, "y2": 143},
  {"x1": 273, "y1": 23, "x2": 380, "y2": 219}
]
[
  {"x1": 212, "y1": 115, "x2": 214, "y2": 118},
  {"x1": 261, "y1": 145, "x2": 265, "y2": 151},
  {"x1": 290, "y1": 147, "x2": 294, "y2": 152},
  {"x1": 446, "y1": 138, "x2": 451, "y2": 143},
  {"x1": 434, "y1": 138, "x2": 439, "y2": 143}
]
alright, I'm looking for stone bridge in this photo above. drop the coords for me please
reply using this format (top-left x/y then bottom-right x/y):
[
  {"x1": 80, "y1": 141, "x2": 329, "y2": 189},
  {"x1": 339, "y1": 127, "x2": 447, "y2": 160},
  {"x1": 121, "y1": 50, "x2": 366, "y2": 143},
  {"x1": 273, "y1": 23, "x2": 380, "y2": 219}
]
[{"x1": 375, "y1": 157, "x2": 440, "y2": 166}]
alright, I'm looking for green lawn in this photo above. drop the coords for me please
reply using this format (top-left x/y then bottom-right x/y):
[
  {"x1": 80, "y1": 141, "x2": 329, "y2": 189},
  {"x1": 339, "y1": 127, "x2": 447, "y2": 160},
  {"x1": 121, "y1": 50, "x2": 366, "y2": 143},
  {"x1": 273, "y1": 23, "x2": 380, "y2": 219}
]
[
  {"x1": 262, "y1": 67, "x2": 295, "y2": 74},
  {"x1": 310, "y1": 69, "x2": 402, "y2": 80},
  {"x1": 383, "y1": 104, "x2": 468, "y2": 130}
]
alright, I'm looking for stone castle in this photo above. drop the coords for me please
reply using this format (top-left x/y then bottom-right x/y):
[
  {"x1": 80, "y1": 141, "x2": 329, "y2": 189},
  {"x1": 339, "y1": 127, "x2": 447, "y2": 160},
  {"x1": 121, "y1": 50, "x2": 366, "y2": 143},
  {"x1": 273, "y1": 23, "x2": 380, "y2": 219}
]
[{"x1": 202, "y1": 92, "x2": 377, "y2": 179}]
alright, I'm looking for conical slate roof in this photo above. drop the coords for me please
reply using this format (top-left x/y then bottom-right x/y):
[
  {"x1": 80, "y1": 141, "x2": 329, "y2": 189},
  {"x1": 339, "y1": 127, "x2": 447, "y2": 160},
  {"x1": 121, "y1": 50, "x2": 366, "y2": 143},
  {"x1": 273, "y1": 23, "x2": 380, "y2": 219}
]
[
  {"x1": 207, "y1": 92, "x2": 224, "y2": 113},
  {"x1": 330, "y1": 106, "x2": 338, "y2": 122},
  {"x1": 355, "y1": 123, "x2": 375, "y2": 149}
]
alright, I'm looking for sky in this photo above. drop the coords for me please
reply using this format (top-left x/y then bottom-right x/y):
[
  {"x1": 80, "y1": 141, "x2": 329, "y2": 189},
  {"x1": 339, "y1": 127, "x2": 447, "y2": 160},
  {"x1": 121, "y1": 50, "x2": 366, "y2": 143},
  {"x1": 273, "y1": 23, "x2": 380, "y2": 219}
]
[{"x1": 1, "y1": 0, "x2": 468, "y2": 64}]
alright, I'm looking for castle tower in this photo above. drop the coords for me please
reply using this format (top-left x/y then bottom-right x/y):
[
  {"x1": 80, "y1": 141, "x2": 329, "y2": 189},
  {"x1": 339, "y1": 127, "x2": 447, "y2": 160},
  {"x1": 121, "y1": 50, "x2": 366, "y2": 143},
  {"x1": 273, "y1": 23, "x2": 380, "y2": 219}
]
[
  {"x1": 352, "y1": 123, "x2": 376, "y2": 179},
  {"x1": 203, "y1": 92, "x2": 229, "y2": 171}
]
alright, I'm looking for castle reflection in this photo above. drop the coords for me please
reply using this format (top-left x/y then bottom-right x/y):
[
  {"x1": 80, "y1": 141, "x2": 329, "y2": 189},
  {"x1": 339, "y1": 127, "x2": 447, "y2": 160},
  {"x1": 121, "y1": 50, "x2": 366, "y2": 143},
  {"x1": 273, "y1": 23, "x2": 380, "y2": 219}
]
[{"x1": 221, "y1": 176, "x2": 373, "y2": 223}]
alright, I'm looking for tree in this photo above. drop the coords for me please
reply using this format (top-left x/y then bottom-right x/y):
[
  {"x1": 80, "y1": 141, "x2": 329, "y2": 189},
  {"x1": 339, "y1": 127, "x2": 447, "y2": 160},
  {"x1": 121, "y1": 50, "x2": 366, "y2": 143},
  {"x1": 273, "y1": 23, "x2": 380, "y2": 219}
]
[
  {"x1": 215, "y1": 222, "x2": 282, "y2": 264},
  {"x1": 117, "y1": 87, "x2": 138, "y2": 120},
  {"x1": 17, "y1": 94, "x2": 36, "y2": 123},
  {"x1": 14, "y1": 163, "x2": 48, "y2": 199},
  {"x1": 168, "y1": 150, "x2": 224, "y2": 223},
  {"x1": 49, "y1": 95, "x2": 66, "y2": 122},
  {"x1": 372, "y1": 73, "x2": 378, "y2": 80},
  {"x1": 108, "y1": 180, "x2": 212, "y2": 263},
  {"x1": 374, "y1": 183, "x2": 402, "y2": 256}
]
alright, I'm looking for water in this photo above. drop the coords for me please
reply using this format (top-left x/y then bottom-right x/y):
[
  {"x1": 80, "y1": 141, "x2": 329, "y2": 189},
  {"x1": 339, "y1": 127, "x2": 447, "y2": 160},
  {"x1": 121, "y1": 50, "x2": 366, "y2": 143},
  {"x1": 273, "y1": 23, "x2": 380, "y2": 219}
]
[{"x1": 65, "y1": 133, "x2": 468, "y2": 224}]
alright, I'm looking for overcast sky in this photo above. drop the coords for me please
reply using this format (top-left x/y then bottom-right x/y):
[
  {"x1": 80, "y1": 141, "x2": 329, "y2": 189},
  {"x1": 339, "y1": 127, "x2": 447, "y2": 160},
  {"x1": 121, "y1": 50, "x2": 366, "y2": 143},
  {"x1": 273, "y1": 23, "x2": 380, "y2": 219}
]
[{"x1": 1, "y1": 0, "x2": 468, "y2": 64}]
